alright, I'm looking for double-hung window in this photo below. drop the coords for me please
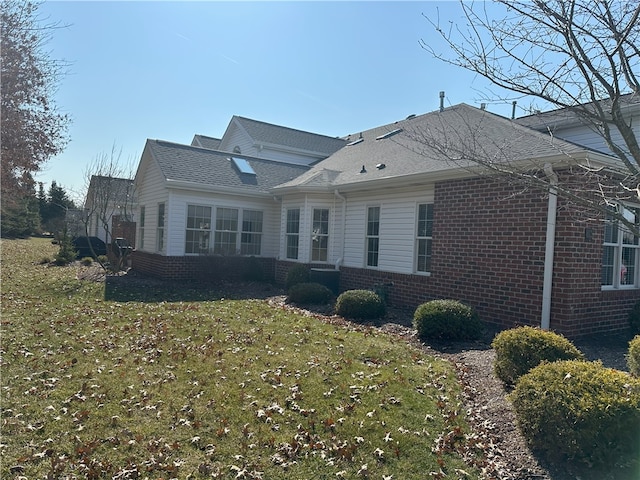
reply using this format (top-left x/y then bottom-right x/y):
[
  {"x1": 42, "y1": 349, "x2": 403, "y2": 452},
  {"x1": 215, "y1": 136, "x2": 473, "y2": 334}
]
[
  {"x1": 416, "y1": 203, "x2": 434, "y2": 273},
  {"x1": 138, "y1": 206, "x2": 145, "y2": 250},
  {"x1": 185, "y1": 205, "x2": 211, "y2": 254},
  {"x1": 366, "y1": 206, "x2": 380, "y2": 267},
  {"x1": 602, "y1": 204, "x2": 640, "y2": 288},
  {"x1": 311, "y1": 208, "x2": 329, "y2": 262},
  {"x1": 214, "y1": 207, "x2": 239, "y2": 255},
  {"x1": 241, "y1": 210, "x2": 263, "y2": 255},
  {"x1": 156, "y1": 203, "x2": 165, "y2": 252},
  {"x1": 286, "y1": 208, "x2": 300, "y2": 259}
]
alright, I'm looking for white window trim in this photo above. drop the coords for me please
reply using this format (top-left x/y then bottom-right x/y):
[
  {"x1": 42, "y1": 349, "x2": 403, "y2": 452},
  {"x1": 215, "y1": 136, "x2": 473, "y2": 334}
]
[
  {"x1": 602, "y1": 203, "x2": 640, "y2": 290},
  {"x1": 365, "y1": 205, "x2": 380, "y2": 268},
  {"x1": 415, "y1": 202, "x2": 434, "y2": 276},
  {"x1": 311, "y1": 207, "x2": 330, "y2": 263},
  {"x1": 185, "y1": 204, "x2": 212, "y2": 256},
  {"x1": 285, "y1": 207, "x2": 301, "y2": 260}
]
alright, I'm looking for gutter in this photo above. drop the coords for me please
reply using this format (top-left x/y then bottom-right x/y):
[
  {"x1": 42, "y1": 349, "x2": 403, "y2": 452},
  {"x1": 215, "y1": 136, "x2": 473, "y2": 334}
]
[{"x1": 541, "y1": 163, "x2": 558, "y2": 330}]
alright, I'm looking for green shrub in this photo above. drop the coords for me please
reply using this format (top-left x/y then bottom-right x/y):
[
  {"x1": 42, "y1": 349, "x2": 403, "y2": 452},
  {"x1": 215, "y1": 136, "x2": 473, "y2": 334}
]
[
  {"x1": 285, "y1": 264, "x2": 310, "y2": 289},
  {"x1": 629, "y1": 335, "x2": 640, "y2": 377},
  {"x1": 510, "y1": 360, "x2": 640, "y2": 473},
  {"x1": 54, "y1": 229, "x2": 77, "y2": 266},
  {"x1": 97, "y1": 255, "x2": 109, "y2": 265},
  {"x1": 413, "y1": 299, "x2": 483, "y2": 341},
  {"x1": 243, "y1": 256, "x2": 265, "y2": 282},
  {"x1": 80, "y1": 257, "x2": 93, "y2": 266},
  {"x1": 335, "y1": 289, "x2": 385, "y2": 320},
  {"x1": 492, "y1": 326, "x2": 584, "y2": 385},
  {"x1": 629, "y1": 299, "x2": 640, "y2": 335},
  {"x1": 286, "y1": 282, "x2": 332, "y2": 305}
]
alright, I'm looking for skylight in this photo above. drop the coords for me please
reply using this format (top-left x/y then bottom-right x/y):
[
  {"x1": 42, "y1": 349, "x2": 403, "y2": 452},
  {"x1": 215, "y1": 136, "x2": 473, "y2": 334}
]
[
  {"x1": 347, "y1": 138, "x2": 364, "y2": 146},
  {"x1": 231, "y1": 157, "x2": 256, "y2": 175},
  {"x1": 375, "y1": 128, "x2": 403, "y2": 140}
]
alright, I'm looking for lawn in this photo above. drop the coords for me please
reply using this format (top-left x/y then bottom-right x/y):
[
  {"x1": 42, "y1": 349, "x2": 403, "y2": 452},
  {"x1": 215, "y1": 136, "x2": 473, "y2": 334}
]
[{"x1": 1, "y1": 238, "x2": 483, "y2": 479}]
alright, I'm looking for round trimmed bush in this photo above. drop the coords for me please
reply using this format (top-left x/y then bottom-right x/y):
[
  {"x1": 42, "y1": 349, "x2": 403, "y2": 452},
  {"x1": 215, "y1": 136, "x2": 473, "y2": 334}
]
[
  {"x1": 629, "y1": 299, "x2": 640, "y2": 335},
  {"x1": 492, "y1": 326, "x2": 584, "y2": 385},
  {"x1": 629, "y1": 335, "x2": 640, "y2": 377},
  {"x1": 285, "y1": 264, "x2": 310, "y2": 289},
  {"x1": 335, "y1": 289, "x2": 385, "y2": 320},
  {"x1": 510, "y1": 360, "x2": 640, "y2": 473},
  {"x1": 80, "y1": 257, "x2": 93, "y2": 266},
  {"x1": 413, "y1": 299, "x2": 483, "y2": 341},
  {"x1": 287, "y1": 282, "x2": 332, "y2": 305}
]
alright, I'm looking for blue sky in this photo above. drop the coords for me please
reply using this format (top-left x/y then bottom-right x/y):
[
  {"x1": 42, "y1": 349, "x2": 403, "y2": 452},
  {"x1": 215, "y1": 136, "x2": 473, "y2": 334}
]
[{"x1": 36, "y1": 1, "x2": 515, "y2": 200}]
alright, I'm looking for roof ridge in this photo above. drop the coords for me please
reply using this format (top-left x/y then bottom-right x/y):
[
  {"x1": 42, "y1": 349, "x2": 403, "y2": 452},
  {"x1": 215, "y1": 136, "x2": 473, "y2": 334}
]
[{"x1": 233, "y1": 115, "x2": 346, "y2": 142}]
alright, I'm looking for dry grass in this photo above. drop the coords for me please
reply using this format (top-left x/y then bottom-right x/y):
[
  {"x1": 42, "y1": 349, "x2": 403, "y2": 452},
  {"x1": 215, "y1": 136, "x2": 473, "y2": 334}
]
[{"x1": 0, "y1": 238, "x2": 483, "y2": 479}]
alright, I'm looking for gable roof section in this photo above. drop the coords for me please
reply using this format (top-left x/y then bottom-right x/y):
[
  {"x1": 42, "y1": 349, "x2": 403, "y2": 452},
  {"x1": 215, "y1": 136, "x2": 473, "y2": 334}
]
[
  {"x1": 191, "y1": 134, "x2": 222, "y2": 150},
  {"x1": 230, "y1": 115, "x2": 347, "y2": 157},
  {"x1": 274, "y1": 103, "x2": 617, "y2": 193},
  {"x1": 144, "y1": 139, "x2": 309, "y2": 196}
]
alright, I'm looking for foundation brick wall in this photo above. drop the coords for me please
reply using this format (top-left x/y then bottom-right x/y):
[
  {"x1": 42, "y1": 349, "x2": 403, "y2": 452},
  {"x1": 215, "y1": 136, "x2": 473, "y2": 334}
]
[{"x1": 132, "y1": 251, "x2": 275, "y2": 283}]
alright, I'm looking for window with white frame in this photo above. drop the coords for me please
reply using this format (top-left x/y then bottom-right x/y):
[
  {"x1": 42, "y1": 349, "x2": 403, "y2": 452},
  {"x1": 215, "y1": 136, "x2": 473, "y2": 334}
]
[
  {"x1": 241, "y1": 210, "x2": 263, "y2": 255},
  {"x1": 366, "y1": 206, "x2": 380, "y2": 267},
  {"x1": 138, "y1": 206, "x2": 145, "y2": 250},
  {"x1": 311, "y1": 208, "x2": 329, "y2": 262},
  {"x1": 214, "y1": 207, "x2": 239, "y2": 255},
  {"x1": 286, "y1": 208, "x2": 300, "y2": 259},
  {"x1": 185, "y1": 205, "x2": 211, "y2": 254},
  {"x1": 602, "y1": 204, "x2": 639, "y2": 288},
  {"x1": 157, "y1": 202, "x2": 165, "y2": 252},
  {"x1": 416, "y1": 203, "x2": 434, "y2": 273}
]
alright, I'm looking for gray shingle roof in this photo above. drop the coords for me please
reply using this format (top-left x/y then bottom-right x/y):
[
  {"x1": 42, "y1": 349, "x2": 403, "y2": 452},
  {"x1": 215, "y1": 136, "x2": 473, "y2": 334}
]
[
  {"x1": 191, "y1": 134, "x2": 222, "y2": 150},
  {"x1": 275, "y1": 103, "x2": 600, "y2": 192},
  {"x1": 233, "y1": 116, "x2": 347, "y2": 156},
  {"x1": 146, "y1": 140, "x2": 309, "y2": 194}
]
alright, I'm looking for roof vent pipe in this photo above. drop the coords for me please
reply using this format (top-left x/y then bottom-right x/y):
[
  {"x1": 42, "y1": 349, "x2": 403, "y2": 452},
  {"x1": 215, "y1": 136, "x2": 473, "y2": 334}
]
[
  {"x1": 480, "y1": 103, "x2": 486, "y2": 110},
  {"x1": 439, "y1": 91, "x2": 445, "y2": 112},
  {"x1": 511, "y1": 101, "x2": 517, "y2": 119}
]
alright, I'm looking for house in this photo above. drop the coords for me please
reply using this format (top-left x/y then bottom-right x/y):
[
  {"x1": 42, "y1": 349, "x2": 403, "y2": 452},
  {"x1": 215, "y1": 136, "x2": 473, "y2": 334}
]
[
  {"x1": 131, "y1": 139, "x2": 311, "y2": 280},
  {"x1": 131, "y1": 106, "x2": 639, "y2": 337},
  {"x1": 84, "y1": 175, "x2": 136, "y2": 245}
]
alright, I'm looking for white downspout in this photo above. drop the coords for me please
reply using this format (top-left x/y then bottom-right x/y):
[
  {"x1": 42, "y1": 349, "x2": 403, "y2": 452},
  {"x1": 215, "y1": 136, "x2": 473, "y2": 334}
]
[
  {"x1": 334, "y1": 190, "x2": 346, "y2": 270},
  {"x1": 541, "y1": 164, "x2": 558, "y2": 330}
]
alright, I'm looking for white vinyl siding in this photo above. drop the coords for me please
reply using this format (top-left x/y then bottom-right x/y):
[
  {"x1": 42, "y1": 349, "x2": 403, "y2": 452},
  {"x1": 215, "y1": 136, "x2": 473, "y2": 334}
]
[{"x1": 342, "y1": 189, "x2": 434, "y2": 274}]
